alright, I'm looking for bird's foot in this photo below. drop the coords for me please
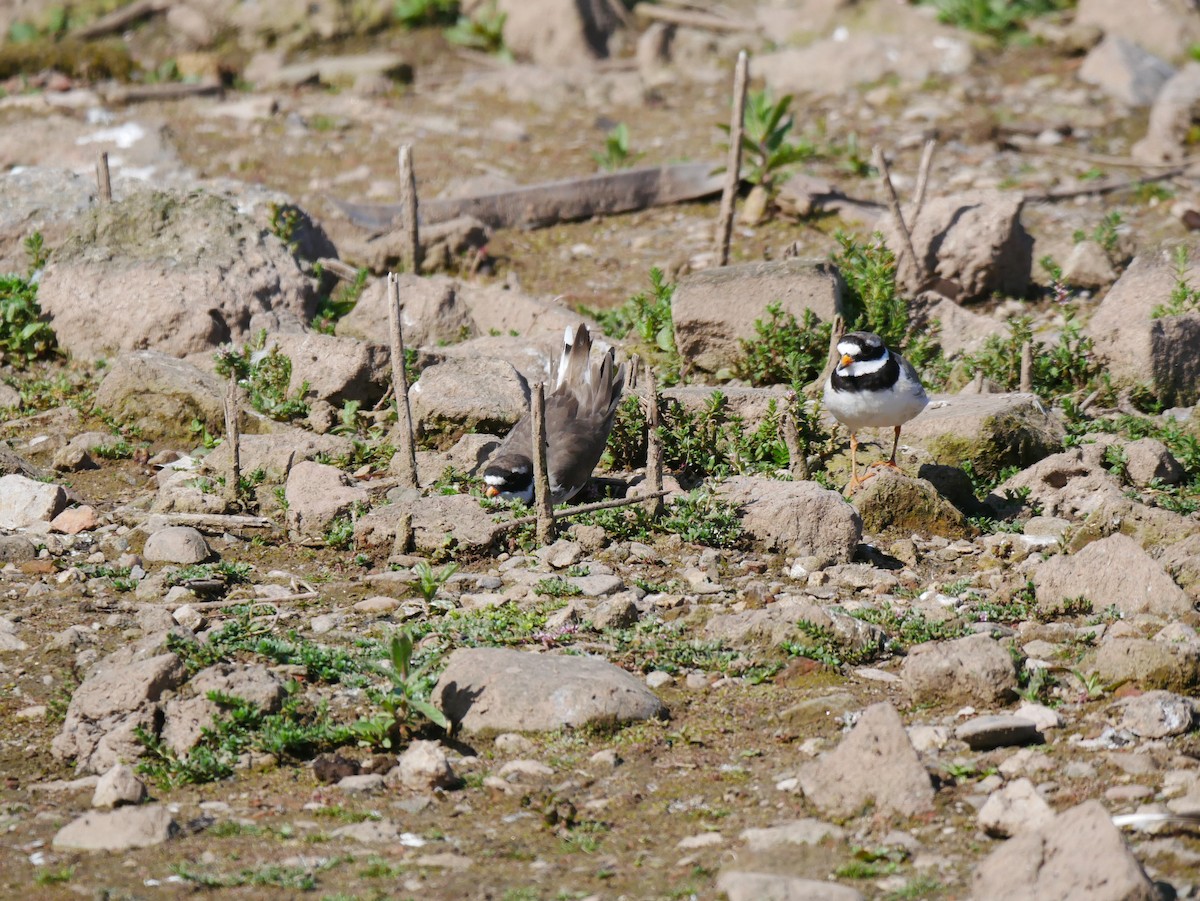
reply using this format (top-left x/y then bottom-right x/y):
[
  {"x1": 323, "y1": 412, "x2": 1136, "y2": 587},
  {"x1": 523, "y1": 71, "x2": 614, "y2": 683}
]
[
  {"x1": 843, "y1": 471, "x2": 877, "y2": 495},
  {"x1": 867, "y1": 460, "x2": 904, "y2": 472}
]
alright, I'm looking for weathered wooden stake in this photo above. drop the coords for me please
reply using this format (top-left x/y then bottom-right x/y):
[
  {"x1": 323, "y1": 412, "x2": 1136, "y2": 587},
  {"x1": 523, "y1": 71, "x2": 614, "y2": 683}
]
[
  {"x1": 1019, "y1": 341, "x2": 1033, "y2": 393},
  {"x1": 783, "y1": 397, "x2": 809, "y2": 481},
  {"x1": 531, "y1": 382, "x2": 556, "y2": 544},
  {"x1": 911, "y1": 138, "x2": 937, "y2": 220},
  {"x1": 873, "y1": 145, "x2": 922, "y2": 288},
  {"x1": 397, "y1": 144, "x2": 421, "y2": 274},
  {"x1": 391, "y1": 511, "x2": 413, "y2": 558},
  {"x1": 714, "y1": 50, "x2": 749, "y2": 267},
  {"x1": 223, "y1": 372, "x2": 241, "y2": 506},
  {"x1": 96, "y1": 152, "x2": 112, "y2": 203},
  {"x1": 387, "y1": 272, "x2": 419, "y2": 489},
  {"x1": 643, "y1": 363, "x2": 664, "y2": 518}
]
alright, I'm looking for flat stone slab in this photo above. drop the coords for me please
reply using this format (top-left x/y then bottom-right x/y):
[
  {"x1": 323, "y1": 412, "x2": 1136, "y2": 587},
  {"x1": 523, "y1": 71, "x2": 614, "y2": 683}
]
[
  {"x1": 432, "y1": 647, "x2": 667, "y2": 734},
  {"x1": 955, "y1": 714, "x2": 1043, "y2": 751},
  {"x1": 52, "y1": 804, "x2": 179, "y2": 850},
  {"x1": 899, "y1": 391, "x2": 1064, "y2": 481}
]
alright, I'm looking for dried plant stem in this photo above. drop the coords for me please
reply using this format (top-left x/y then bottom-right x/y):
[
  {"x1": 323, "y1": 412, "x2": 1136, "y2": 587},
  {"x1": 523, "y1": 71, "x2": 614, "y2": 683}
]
[
  {"x1": 96, "y1": 152, "x2": 112, "y2": 203},
  {"x1": 387, "y1": 273, "x2": 419, "y2": 489},
  {"x1": 783, "y1": 397, "x2": 809, "y2": 481},
  {"x1": 1019, "y1": 341, "x2": 1033, "y2": 393},
  {"x1": 531, "y1": 383, "x2": 556, "y2": 544},
  {"x1": 714, "y1": 50, "x2": 749, "y2": 267},
  {"x1": 643, "y1": 364, "x2": 665, "y2": 518},
  {"x1": 223, "y1": 373, "x2": 241, "y2": 506},
  {"x1": 911, "y1": 138, "x2": 937, "y2": 221},
  {"x1": 397, "y1": 144, "x2": 421, "y2": 274},
  {"x1": 500, "y1": 489, "x2": 671, "y2": 530},
  {"x1": 873, "y1": 145, "x2": 923, "y2": 287}
]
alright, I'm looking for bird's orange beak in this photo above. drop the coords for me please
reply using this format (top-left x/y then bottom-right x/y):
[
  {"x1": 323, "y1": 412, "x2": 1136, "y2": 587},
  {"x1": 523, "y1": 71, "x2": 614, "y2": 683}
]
[
  {"x1": 485, "y1": 485, "x2": 499, "y2": 498},
  {"x1": 840, "y1": 354, "x2": 853, "y2": 367}
]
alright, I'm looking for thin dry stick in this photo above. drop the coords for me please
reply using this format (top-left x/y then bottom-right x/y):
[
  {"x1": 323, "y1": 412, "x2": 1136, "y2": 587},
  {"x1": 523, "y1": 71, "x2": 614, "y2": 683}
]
[
  {"x1": 387, "y1": 273, "x2": 419, "y2": 489},
  {"x1": 223, "y1": 372, "x2": 241, "y2": 507},
  {"x1": 714, "y1": 50, "x2": 749, "y2": 267},
  {"x1": 530, "y1": 383, "x2": 556, "y2": 544},
  {"x1": 96, "y1": 152, "x2": 112, "y2": 203},
  {"x1": 397, "y1": 144, "x2": 421, "y2": 274},
  {"x1": 809, "y1": 314, "x2": 847, "y2": 396},
  {"x1": 911, "y1": 138, "x2": 937, "y2": 221},
  {"x1": 873, "y1": 145, "x2": 922, "y2": 288},
  {"x1": 500, "y1": 489, "x2": 671, "y2": 530},
  {"x1": 1019, "y1": 341, "x2": 1033, "y2": 393},
  {"x1": 643, "y1": 364, "x2": 664, "y2": 518}
]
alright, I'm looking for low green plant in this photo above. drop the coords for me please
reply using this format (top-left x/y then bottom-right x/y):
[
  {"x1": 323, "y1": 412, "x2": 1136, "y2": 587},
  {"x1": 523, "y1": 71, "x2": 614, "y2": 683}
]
[
  {"x1": 313, "y1": 265, "x2": 369, "y2": 334},
  {"x1": 1016, "y1": 664, "x2": 1053, "y2": 703},
  {"x1": 832, "y1": 231, "x2": 944, "y2": 379},
  {"x1": 732, "y1": 303, "x2": 830, "y2": 387},
  {"x1": 413, "y1": 560, "x2": 458, "y2": 603},
  {"x1": 136, "y1": 685, "x2": 355, "y2": 788},
  {"x1": 394, "y1": 0, "x2": 458, "y2": 27},
  {"x1": 0, "y1": 233, "x2": 58, "y2": 367},
  {"x1": 658, "y1": 489, "x2": 743, "y2": 548},
  {"x1": 584, "y1": 268, "x2": 680, "y2": 384},
  {"x1": 534, "y1": 577, "x2": 583, "y2": 598},
  {"x1": 445, "y1": 1, "x2": 509, "y2": 57},
  {"x1": 1073, "y1": 211, "x2": 1122, "y2": 256},
  {"x1": 164, "y1": 560, "x2": 253, "y2": 589},
  {"x1": 961, "y1": 313, "x2": 1100, "y2": 400},
  {"x1": 267, "y1": 202, "x2": 303, "y2": 254},
  {"x1": 93, "y1": 438, "x2": 134, "y2": 459},
  {"x1": 592, "y1": 122, "x2": 640, "y2": 171},
  {"x1": 1072, "y1": 668, "x2": 1105, "y2": 700},
  {"x1": 918, "y1": 0, "x2": 1070, "y2": 39},
  {"x1": 33, "y1": 866, "x2": 73, "y2": 886},
  {"x1": 721, "y1": 89, "x2": 815, "y2": 194},
  {"x1": 214, "y1": 331, "x2": 310, "y2": 421},
  {"x1": 325, "y1": 514, "x2": 355, "y2": 550},
  {"x1": 1152, "y1": 245, "x2": 1200, "y2": 317},
  {"x1": 353, "y1": 631, "x2": 449, "y2": 748}
]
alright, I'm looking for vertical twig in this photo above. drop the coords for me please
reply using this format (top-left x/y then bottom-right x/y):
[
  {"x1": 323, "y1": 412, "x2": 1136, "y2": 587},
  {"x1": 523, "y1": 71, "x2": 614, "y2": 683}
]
[
  {"x1": 531, "y1": 383, "x2": 556, "y2": 545},
  {"x1": 387, "y1": 272, "x2": 419, "y2": 489},
  {"x1": 911, "y1": 138, "x2": 937, "y2": 222},
  {"x1": 812, "y1": 314, "x2": 847, "y2": 394},
  {"x1": 783, "y1": 395, "x2": 809, "y2": 481},
  {"x1": 971, "y1": 369, "x2": 984, "y2": 394},
  {"x1": 643, "y1": 363, "x2": 664, "y2": 518},
  {"x1": 223, "y1": 372, "x2": 241, "y2": 507},
  {"x1": 873, "y1": 145, "x2": 923, "y2": 288},
  {"x1": 397, "y1": 144, "x2": 421, "y2": 274},
  {"x1": 1019, "y1": 341, "x2": 1033, "y2": 393},
  {"x1": 714, "y1": 50, "x2": 749, "y2": 267},
  {"x1": 95, "y1": 152, "x2": 112, "y2": 203}
]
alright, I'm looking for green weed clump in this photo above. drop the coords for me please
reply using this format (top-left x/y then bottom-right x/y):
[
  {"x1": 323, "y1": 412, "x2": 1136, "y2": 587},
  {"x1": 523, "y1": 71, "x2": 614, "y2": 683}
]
[
  {"x1": 214, "y1": 330, "x2": 310, "y2": 421},
  {"x1": 394, "y1": 0, "x2": 458, "y2": 28},
  {"x1": 721, "y1": 89, "x2": 816, "y2": 195},
  {"x1": 732, "y1": 302, "x2": 830, "y2": 387},
  {"x1": 918, "y1": 0, "x2": 1072, "y2": 39},
  {"x1": 1152, "y1": 245, "x2": 1200, "y2": 318},
  {"x1": 585, "y1": 267, "x2": 680, "y2": 384},
  {"x1": 0, "y1": 232, "x2": 58, "y2": 367},
  {"x1": 961, "y1": 313, "x2": 1100, "y2": 399},
  {"x1": 593, "y1": 123, "x2": 641, "y2": 171}
]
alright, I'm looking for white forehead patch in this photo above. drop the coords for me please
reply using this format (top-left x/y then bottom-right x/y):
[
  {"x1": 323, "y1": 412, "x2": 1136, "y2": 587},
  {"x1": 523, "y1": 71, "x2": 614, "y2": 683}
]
[
  {"x1": 483, "y1": 473, "x2": 506, "y2": 486},
  {"x1": 837, "y1": 340, "x2": 860, "y2": 357}
]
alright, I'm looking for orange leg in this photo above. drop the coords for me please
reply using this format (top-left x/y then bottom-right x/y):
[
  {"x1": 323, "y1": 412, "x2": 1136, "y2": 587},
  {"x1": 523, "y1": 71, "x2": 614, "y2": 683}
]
[
  {"x1": 846, "y1": 432, "x2": 876, "y2": 492},
  {"x1": 868, "y1": 426, "x2": 905, "y2": 472}
]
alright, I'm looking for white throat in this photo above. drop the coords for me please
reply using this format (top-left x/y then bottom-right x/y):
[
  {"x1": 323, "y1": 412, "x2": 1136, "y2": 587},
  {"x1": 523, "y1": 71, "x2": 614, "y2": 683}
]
[{"x1": 837, "y1": 348, "x2": 889, "y2": 378}]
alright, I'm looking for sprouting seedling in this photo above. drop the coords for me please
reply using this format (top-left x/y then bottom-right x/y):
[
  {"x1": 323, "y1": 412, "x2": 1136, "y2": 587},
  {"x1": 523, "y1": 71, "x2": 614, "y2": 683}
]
[
  {"x1": 413, "y1": 561, "x2": 458, "y2": 603},
  {"x1": 380, "y1": 631, "x2": 449, "y2": 732}
]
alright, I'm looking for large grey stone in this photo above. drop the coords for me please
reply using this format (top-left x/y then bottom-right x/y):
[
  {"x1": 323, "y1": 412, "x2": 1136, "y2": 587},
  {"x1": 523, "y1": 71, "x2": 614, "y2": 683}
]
[
  {"x1": 37, "y1": 190, "x2": 315, "y2": 359},
  {"x1": 51, "y1": 653, "x2": 187, "y2": 773},
  {"x1": 143, "y1": 526, "x2": 211, "y2": 564},
  {"x1": 902, "y1": 633, "x2": 1018, "y2": 707},
  {"x1": 1092, "y1": 637, "x2": 1200, "y2": 692},
  {"x1": 715, "y1": 477, "x2": 861, "y2": 564},
  {"x1": 977, "y1": 777, "x2": 1054, "y2": 838},
  {"x1": 432, "y1": 647, "x2": 666, "y2": 733},
  {"x1": 671, "y1": 259, "x2": 845, "y2": 376},
  {"x1": 1086, "y1": 247, "x2": 1200, "y2": 406},
  {"x1": 900, "y1": 392, "x2": 1064, "y2": 483},
  {"x1": 1034, "y1": 533, "x2": 1191, "y2": 619},
  {"x1": 797, "y1": 702, "x2": 935, "y2": 818},
  {"x1": 1079, "y1": 35, "x2": 1175, "y2": 107},
  {"x1": 1135, "y1": 62, "x2": 1200, "y2": 163},
  {"x1": 881, "y1": 190, "x2": 1033, "y2": 300},
  {"x1": 1076, "y1": 0, "x2": 1200, "y2": 62},
  {"x1": 716, "y1": 871, "x2": 865, "y2": 901},
  {"x1": 354, "y1": 493, "x2": 500, "y2": 556},
  {"x1": 410, "y1": 357, "x2": 529, "y2": 446},
  {"x1": 0, "y1": 166, "x2": 96, "y2": 275},
  {"x1": 94, "y1": 351, "x2": 228, "y2": 442},
  {"x1": 0, "y1": 474, "x2": 65, "y2": 529},
  {"x1": 53, "y1": 804, "x2": 179, "y2": 851},
  {"x1": 971, "y1": 800, "x2": 1157, "y2": 901},
  {"x1": 284, "y1": 460, "x2": 371, "y2": 540}
]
